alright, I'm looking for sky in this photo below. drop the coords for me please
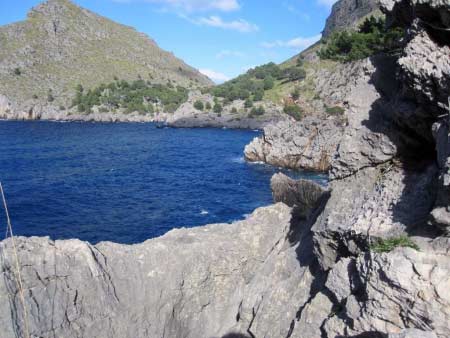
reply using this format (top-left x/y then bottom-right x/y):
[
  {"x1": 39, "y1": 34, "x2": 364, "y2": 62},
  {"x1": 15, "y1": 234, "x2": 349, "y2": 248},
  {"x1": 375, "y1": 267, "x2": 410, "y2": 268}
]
[{"x1": 0, "y1": 0, "x2": 338, "y2": 83}]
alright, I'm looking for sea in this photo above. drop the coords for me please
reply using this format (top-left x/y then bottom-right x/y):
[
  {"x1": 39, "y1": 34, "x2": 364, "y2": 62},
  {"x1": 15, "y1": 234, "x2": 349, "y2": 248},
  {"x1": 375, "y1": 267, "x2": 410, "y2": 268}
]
[{"x1": 0, "y1": 121, "x2": 327, "y2": 244}]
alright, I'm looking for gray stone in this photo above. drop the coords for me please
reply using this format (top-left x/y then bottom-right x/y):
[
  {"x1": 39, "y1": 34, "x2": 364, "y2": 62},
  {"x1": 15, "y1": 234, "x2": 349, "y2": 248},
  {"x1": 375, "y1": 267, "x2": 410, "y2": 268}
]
[{"x1": 244, "y1": 116, "x2": 344, "y2": 171}]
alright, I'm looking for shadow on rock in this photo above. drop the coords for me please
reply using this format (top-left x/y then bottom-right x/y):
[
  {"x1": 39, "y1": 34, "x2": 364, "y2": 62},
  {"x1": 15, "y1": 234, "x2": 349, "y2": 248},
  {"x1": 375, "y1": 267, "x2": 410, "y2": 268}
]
[
  {"x1": 336, "y1": 332, "x2": 388, "y2": 338},
  {"x1": 362, "y1": 54, "x2": 442, "y2": 238},
  {"x1": 221, "y1": 333, "x2": 250, "y2": 338}
]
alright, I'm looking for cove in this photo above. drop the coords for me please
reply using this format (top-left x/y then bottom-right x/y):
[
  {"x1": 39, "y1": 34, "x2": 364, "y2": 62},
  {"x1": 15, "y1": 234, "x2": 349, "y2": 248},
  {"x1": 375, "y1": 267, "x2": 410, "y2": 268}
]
[{"x1": 0, "y1": 121, "x2": 327, "y2": 244}]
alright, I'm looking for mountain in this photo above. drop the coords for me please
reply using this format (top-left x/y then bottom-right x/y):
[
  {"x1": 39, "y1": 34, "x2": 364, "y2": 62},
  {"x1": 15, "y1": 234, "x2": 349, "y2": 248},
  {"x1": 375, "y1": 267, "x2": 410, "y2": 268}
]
[
  {"x1": 0, "y1": 0, "x2": 212, "y2": 117},
  {"x1": 322, "y1": 0, "x2": 381, "y2": 37}
]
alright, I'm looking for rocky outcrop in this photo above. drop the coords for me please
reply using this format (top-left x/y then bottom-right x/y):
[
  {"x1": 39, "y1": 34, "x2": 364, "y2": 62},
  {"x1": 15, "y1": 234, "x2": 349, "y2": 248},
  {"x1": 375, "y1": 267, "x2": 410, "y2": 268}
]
[
  {"x1": 323, "y1": 0, "x2": 381, "y2": 37},
  {"x1": 244, "y1": 117, "x2": 344, "y2": 171},
  {"x1": 0, "y1": 202, "x2": 327, "y2": 338}
]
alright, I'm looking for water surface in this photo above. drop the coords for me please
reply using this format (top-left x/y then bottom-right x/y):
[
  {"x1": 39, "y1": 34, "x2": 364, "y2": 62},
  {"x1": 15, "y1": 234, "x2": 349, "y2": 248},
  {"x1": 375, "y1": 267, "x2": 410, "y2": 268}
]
[{"x1": 0, "y1": 121, "x2": 326, "y2": 244}]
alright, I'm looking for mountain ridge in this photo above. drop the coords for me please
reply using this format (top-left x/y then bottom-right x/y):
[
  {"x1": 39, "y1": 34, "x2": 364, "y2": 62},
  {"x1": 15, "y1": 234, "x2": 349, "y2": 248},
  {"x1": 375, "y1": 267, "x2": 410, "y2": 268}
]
[{"x1": 0, "y1": 0, "x2": 212, "y2": 116}]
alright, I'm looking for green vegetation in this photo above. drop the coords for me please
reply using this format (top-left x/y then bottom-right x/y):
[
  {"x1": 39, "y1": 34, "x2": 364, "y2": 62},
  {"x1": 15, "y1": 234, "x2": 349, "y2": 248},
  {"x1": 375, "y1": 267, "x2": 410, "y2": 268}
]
[
  {"x1": 318, "y1": 16, "x2": 403, "y2": 62},
  {"x1": 291, "y1": 87, "x2": 300, "y2": 101},
  {"x1": 371, "y1": 236, "x2": 420, "y2": 253},
  {"x1": 263, "y1": 76, "x2": 275, "y2": 90},
  {"x1": 13, "y1": 68, "x2": 21, "y2": 76},
  {"x1": 283, "y1": 104, "x2": 303, "y2": 121},
  {"x1": 231, "y1": 107, "x2": 238, "y2": 114},
  {"x1": 325, "y1": 105, "x2": 345, "y2": 115},
  {"x1": 71, "y1": 79, "x2": 188, "y2": 114},
  {"x1": 211, "y1": 61, "x2": 307, "y2": 103},
  {"x1": 205, "y1": 102, "x2": 212, "y2": 110},
  {"x1": 244, "y1": 98, "x2": 253, "y2": 108},
  {"x1": 248, "y1": 105, "x2": 265, "y2": 118},
  {"x1": 213, "y1": 102, "x2": 223, "y2": 114},
  {"x1": 194, "y1": 100, "x2": 204, "y2": 111}
]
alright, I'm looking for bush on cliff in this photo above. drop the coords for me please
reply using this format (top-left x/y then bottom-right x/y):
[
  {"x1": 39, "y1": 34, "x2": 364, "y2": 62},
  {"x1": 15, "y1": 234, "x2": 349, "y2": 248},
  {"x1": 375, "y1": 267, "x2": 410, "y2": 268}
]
[
  {"x1": 248, "y1": 106, "x2": 265, "y2": 118},
  {"x1": 283, "y1": 104, "x2": 303, "y2": 121},
  {"x1": 194, "y1": 100, "x2": 204, "y2": 111},
  {"x1": 318, "y1": 16, "x2": 404, "y2": 62},
  {"x1": 370, "y1": 236, "x2": 420, "y2": 253}
]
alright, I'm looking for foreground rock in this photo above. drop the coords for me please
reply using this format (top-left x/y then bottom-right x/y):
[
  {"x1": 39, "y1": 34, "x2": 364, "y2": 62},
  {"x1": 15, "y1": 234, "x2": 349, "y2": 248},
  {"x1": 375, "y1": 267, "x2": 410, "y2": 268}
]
[{"x1": 0, "y1": 203, "x2": 325, "y2": 338}]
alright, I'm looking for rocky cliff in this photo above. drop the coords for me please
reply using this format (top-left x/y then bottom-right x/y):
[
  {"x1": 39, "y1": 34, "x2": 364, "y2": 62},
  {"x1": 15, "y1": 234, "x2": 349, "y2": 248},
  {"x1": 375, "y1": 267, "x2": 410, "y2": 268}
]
[
  {"x1": 323, "y1": 0, "x2": 382, "y2": 37},
  {"x1": 0, "y1": 0, "x2": 212, "y2": 121},
  {"x1": 1, "y1": 0, "x2": 449, "y2": 337}
]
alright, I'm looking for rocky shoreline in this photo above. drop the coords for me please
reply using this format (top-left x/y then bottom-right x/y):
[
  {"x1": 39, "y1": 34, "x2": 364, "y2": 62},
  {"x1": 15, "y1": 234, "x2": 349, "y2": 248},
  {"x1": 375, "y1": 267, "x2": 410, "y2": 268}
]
[{"x1": 0, "y1": 92, "x2": 288, "y2": 130}]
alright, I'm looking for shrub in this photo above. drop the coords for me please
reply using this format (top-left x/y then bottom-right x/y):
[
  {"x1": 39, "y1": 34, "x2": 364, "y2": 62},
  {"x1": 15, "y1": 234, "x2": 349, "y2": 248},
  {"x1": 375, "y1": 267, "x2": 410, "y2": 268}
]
[
  {"x1": 371, "y1": 236, "x2": 420, "y2": 253},
  {"x1": 296, "y1": 57, "x2": 304, "y2": 67},
  {"x1": 284, "y1": 67, "x2": 306, "y2": 82},
  {"x1": 263, "y1": 76, "x2": 275, "y2": 90},
  {"x1": 291, "y1": 88, "x2": 300, "y2": 101},
  {"x1": 283, "y1": 104, "x2": 303, "y2": 121},
  {"x1": 205, "y1": 102, "x2": 212, "y2": 110},
  {"x1": 194, "y1": 100, "x2": 204, "y2": 111},
  {"x1": 213, "y1": 103, "x2": 223, "y2": 114},
  {"x1": 32, "y1": 94, "x2": 38, "y2": 99},
  {"x1": 325, "y1": 106, "x2": 345, "y2": 115},
  {"x1": 13, "y1": 68, "x2": 21, "y2": 76},
  {"x1": 244, "y1": 98, "x2": 253, "y2": 108},
  {"x1": 253, "y1": 90, "x2": 264, "y2": 102},
  {"x1": 59, "y1": 105, "x2": 66, "y2": 110},
  {"x1": 231, "y1": 107, "x2": 238, "y2": 114},
  {"x1": 318, "y1": 16, "x2": 404, "y2": 62},
  {"x1": 248, "y1": 105, "x2": 265, "y2": 118}
]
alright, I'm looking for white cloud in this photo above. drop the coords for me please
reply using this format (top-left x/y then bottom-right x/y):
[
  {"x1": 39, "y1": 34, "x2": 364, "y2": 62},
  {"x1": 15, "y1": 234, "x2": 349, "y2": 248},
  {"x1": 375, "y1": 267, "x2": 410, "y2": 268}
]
[
  {"x1": 216, "y1": 50, "x2": 246, "y2": 59},
  {"x1": 261, "y1": 34, "x2": 321, "y2": 51},
  {"x1": 316, "y1": 0, "x2": 337, "y2": 8},
  {"x1": 199, "y1": 69, "x2": 230, "y2": 83},
  {"x1": 114, "y1": 0, "x2": 240, "y2": 12},
  {"x1": 192, "y1": 16, "x2": 259, "y2": 33}
]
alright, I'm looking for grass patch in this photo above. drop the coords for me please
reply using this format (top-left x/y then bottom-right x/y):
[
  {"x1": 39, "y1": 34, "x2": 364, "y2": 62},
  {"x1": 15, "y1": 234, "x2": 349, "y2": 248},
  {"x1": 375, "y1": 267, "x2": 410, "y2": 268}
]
[{"x1": 370, "y1": 236, "x2": 420, "y2": 253}]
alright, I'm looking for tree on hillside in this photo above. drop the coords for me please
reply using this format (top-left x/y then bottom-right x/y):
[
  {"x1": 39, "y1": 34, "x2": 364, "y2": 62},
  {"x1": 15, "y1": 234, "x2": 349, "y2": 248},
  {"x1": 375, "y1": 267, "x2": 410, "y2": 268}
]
[
  {"x1": 264, "y1": 76, "x2": 275, "y2": 90},
  {"x1": 194, "y1": 100, "x2": 204, "y2": 111}
]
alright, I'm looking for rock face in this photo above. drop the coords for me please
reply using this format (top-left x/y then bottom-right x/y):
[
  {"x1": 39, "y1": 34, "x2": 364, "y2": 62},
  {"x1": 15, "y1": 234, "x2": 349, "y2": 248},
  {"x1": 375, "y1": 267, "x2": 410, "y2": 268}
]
[
  {"x1": 244, "y1": 117, "x2": 344, "y2": 171},
  {"x1": 0, "y1": 203, "x2": 326, "y2": 338},
  {"x1": 323, "y1": 0, "x2": 381, "y2": 37}
]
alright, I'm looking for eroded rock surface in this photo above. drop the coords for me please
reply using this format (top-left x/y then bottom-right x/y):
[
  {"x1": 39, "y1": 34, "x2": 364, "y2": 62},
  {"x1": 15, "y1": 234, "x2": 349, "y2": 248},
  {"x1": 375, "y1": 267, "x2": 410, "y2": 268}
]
[{"x1": 244, "y1": 117, "x2": 344, "y2": 171}]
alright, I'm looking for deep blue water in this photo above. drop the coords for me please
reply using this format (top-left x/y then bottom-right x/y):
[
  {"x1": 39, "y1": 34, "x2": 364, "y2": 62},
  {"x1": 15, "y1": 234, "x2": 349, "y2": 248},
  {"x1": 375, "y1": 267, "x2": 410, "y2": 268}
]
[{"x1": 0, "y1": 121, "x2": 327, "y2": 244}]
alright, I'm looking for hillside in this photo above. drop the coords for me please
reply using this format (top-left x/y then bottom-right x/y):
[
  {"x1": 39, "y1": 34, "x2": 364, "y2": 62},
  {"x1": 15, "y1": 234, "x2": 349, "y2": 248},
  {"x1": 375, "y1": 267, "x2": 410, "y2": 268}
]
[
  {"x1": 322, "y1": 0, "x2": 381, "y2": 37},
  {"x1": 0, "y1": 0, "x2": 212, "y2": 118}
]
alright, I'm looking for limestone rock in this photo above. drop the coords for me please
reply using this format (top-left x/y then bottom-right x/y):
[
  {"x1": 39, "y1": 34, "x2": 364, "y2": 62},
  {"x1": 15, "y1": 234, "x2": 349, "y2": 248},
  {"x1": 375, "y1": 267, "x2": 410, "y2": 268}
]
[{"x1": 244, "y1": 117, "x2": 344, "y2": 171}]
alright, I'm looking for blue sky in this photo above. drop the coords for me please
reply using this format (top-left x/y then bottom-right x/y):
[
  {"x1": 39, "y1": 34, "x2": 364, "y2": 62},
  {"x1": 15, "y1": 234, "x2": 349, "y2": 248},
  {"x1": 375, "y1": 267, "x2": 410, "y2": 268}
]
[{"x1": 0, "y1": 0, "x2": 337, "y2": 83}]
